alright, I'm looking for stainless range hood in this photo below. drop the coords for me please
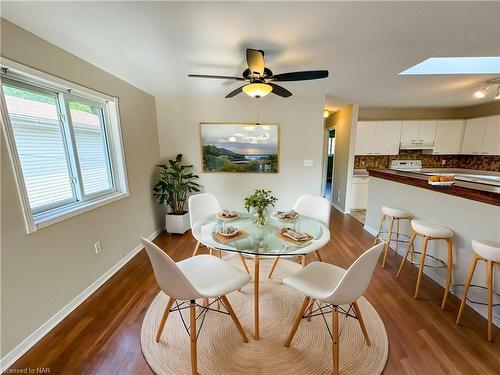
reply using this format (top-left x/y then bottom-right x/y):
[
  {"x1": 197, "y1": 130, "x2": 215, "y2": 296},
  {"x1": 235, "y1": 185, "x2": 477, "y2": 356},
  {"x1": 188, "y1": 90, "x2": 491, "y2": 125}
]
[{"x1": 399, "y1": 141, "x2": 434, "y2": 150}]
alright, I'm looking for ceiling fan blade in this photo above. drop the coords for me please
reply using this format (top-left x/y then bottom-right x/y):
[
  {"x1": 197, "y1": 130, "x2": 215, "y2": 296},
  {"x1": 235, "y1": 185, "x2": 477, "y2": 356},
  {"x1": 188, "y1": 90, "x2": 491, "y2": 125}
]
[
  {"x1": 268, "y1": 83, "x2": 292, "y2": 98},
  {"x1": 225, "y1": 85, "x2": 245, "y2": 98},
  {"x1": 271, "y1": 70, "x2": 329, "y2": 82},
  {"x1": 188, "y1": 74, "x2": 245, "y2": 81},
  {"x1": 246, "y1": 49, "x2": 265, "y2": 75}
]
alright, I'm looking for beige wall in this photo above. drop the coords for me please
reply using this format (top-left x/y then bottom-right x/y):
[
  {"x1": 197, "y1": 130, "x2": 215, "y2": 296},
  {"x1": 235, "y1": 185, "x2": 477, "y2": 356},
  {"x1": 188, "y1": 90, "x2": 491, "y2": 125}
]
[
  {"x1": 155, "y1": 95, "x2": 325, "y2": 211},
  {"x1": 327, "y1": 105, "x2": 358, "y2": 212},
  {"x1": 359, "y1": 102, "x2": 500, "y2": 121},
  {"x1": 1, "y1": 20, "x2": 162, "y2": 356}
]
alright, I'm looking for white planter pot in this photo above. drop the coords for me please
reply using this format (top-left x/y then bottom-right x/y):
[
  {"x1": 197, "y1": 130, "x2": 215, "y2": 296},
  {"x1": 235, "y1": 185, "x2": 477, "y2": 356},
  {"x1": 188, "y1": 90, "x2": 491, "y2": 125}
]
[{"x1": 165, "y1": 212, "x2": 191, "y2": 234}]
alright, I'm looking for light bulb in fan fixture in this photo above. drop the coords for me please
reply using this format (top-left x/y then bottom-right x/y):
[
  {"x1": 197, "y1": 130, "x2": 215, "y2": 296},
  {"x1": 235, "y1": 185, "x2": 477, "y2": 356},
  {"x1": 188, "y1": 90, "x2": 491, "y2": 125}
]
[
  {"x1": 242, "y1": 83, "x2": 272, "y2": 98},
  {"x1": 473, "y1": 89, "x2": 486, "y2": 99}
]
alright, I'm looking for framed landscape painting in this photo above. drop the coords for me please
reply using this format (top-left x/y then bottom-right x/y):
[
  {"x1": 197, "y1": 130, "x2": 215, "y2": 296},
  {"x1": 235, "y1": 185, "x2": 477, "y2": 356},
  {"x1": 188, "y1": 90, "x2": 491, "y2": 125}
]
[{"x1": 200, "y1": 123, "x2": 279, "y2": 173}]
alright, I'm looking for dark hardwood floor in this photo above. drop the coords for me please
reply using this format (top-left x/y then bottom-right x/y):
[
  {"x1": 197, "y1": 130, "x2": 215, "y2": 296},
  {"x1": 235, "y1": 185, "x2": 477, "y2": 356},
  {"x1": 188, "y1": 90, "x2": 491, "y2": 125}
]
[{"x1": 7, "y1": 210, "x2": 500, "y2": 374}]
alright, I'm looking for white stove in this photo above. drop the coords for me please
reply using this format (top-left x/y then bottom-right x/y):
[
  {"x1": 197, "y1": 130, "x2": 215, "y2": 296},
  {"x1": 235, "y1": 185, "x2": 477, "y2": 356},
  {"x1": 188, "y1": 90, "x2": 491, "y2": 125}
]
[{"x1": 390, "y1": 160, "x2": 422, "y2": 171}]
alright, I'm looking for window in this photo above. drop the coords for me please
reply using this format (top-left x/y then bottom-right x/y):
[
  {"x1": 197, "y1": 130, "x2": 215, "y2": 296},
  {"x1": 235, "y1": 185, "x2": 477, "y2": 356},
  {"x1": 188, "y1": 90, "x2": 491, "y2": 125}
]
[{"x1": 1, "y1": 59, "x2": 129, "y2": 233}]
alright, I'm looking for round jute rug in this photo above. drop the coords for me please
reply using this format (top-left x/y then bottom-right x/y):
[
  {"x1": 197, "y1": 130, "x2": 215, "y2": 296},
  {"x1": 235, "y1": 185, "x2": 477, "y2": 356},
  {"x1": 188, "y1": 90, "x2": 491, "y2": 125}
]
[{"x1": 141, "y1": 257, "x2": 388, "y2": 374}]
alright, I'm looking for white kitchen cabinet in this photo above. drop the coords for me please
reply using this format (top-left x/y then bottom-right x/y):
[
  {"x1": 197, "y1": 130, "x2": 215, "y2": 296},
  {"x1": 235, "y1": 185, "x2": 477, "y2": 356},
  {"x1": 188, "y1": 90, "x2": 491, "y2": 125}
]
[
  {"x1": 432, "y1": 120, "x2": 465, "y2": 154},
  {"x1": 401, "y1": 120, "x2": 437, "y2": 148},
  {"x1": 461, "y1": 115, "x2": 500, "y2": 155},
  {"x1": 355, "y1": 121, "x2": 401, "y2": 155},
  {"x1": 374, "y1": 121, "x2": 403, "y2": 155},
  {"x1": 482, "y1": 116, "x2": 500, "y2": 155},
  {"x1": 350, "y1": 176, "x2": 369, "y2": 210},
  {"x1": 355, "y1": 121, "x2": 377, "y2": 155}
]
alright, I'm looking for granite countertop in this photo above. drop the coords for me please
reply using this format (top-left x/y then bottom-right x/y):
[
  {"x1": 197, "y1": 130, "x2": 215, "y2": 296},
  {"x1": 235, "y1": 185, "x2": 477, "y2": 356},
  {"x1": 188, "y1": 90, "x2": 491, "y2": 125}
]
[{"x1": 367, "y1": 169, "x2": 500, "y2": 206}]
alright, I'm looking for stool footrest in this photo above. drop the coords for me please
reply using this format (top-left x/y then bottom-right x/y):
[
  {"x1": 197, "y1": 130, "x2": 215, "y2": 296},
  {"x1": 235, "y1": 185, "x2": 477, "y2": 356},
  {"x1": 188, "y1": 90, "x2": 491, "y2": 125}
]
[
  {"x1": 408, "y1": 251, "x2": 447, "y2": 269},
  {"x1": 453, "y1": 284, "x2": 500, "y2": 307}
]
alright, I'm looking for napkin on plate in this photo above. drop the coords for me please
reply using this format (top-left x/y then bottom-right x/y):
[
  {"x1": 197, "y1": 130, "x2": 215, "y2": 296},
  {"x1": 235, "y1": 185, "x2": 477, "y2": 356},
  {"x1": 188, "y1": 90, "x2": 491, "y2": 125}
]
[
  {"x1": 283, "y1": 228, "x2": 309, "y2": 241},
  {"x1": 276, "y1": 209, "x2": 299, "y2": 219}
]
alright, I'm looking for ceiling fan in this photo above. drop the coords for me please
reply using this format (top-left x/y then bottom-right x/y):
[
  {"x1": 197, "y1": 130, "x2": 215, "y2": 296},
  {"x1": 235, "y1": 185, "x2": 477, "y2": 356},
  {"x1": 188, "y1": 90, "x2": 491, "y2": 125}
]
[{"x1": 188, "y1": 49, "x2": 329, "y2": 98}]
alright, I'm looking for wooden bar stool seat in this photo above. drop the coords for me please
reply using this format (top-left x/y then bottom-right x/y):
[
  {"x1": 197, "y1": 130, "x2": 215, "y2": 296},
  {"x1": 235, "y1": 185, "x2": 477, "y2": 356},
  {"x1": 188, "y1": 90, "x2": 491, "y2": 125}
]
[
  {"x1": 373, "y1": 206, "x2": 412, "y2": 268},
  {"x1": 397, "y1": 220, "x2": 454, "y2": 310},
  {"x1": 456, "y1": 240, "x2": 500, "y2": 342}
]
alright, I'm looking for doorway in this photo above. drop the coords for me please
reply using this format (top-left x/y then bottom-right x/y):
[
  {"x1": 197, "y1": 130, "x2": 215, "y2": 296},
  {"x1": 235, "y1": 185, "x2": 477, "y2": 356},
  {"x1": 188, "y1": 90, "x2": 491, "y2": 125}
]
[{"x1": 323, "y1": 128, "x2": 335, "y2": 201}]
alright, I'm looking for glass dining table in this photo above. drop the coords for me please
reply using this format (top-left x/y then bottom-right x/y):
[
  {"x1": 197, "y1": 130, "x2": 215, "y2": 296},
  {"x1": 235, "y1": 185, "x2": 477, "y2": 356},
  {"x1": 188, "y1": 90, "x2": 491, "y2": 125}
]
[{"x1": 191, "y1": 212, "x2": 330, "y2": 340}]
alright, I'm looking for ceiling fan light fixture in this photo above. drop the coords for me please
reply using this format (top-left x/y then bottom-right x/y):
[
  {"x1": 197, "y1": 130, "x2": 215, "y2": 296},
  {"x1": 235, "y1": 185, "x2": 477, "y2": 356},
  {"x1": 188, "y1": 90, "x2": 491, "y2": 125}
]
[
  {"x1": 473, "y1": 89, "x2": 486, "y2": 99},
  {"x1": 242, "y1": 83, "x2": 272, "y2": 98}
]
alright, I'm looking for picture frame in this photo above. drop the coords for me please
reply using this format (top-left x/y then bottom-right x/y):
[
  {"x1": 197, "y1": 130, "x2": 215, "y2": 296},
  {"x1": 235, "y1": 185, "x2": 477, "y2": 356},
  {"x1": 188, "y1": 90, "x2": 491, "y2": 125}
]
[{"x1": 199, "y1": 122, "x2": 279, "y2": 173}]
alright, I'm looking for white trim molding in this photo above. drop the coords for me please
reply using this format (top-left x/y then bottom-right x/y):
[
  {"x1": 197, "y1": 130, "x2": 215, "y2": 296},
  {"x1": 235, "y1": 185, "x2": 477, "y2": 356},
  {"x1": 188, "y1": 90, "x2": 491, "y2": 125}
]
[{"x1": 0, "y1": 229, "x2": 162, "y2": 372}]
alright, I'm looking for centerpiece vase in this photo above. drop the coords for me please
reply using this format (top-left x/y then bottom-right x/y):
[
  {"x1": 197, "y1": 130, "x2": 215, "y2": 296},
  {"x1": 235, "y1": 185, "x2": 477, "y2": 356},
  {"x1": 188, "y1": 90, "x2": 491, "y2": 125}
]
[{"x1": 253, "y1": 208, "x2": 268, "y2": 228}]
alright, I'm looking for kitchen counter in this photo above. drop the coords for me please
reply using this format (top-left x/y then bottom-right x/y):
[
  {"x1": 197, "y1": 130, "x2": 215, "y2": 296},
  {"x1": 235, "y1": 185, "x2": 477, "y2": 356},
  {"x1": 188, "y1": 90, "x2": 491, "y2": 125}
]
[
  {"x1": 367, "y1": 168, "x2": 500, "y2": 206},
  {"x1": 363, "y1": 173, "x2": 500, "y2": 326}
]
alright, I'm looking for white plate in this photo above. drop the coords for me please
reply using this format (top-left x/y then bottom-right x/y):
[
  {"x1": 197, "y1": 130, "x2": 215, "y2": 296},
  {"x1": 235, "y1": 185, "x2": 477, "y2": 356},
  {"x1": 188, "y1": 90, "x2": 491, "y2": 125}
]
[
  {"x1": 271, "y1": 211, "x2": 300, "y2": 220},
  {"x1": 216, "y1": 212, "x2": 240, "y2": 221},
  {"x1": 218, "y1": 229, "x2": 240, "y2": 237},
  {"x1": 428, "y1": 181, "x2": 455, "y2": 186}
]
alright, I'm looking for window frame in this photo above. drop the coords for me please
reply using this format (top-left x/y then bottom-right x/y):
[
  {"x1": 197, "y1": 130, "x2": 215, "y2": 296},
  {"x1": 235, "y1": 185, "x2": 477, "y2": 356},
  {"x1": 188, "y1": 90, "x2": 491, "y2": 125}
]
[{"x1": 1, "y1": 58, "x2": 129, "y2": 233}]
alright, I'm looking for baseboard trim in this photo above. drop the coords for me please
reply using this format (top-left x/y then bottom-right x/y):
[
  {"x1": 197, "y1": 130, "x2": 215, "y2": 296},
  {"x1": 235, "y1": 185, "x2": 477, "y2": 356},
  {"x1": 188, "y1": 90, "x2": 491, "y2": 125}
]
[
  {"x1": 331, "y1": 201, "x2": 345, "y2": 214},
  {"x1": 0, "y1": 228, "x2": 163, "y2": 372}
]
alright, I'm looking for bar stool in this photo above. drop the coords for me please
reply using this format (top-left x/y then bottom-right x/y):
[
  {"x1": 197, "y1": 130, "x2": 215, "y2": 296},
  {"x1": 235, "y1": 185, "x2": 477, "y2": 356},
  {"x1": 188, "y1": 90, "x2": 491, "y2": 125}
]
[
  {"x1": 397, "y1": 219, "x2": 454, "y2": 309},
  {"x1": 456, "y1": 240, "x2": 500, "y2": 342},
  {"x1": 373, "y1": 206, "x2": 412, "y2": 268}
]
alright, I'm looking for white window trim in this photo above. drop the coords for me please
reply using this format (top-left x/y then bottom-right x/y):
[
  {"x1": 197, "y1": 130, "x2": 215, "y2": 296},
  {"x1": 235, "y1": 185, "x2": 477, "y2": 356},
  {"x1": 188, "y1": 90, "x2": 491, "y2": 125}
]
[{"x1": 0, "y1": 57, "x2": 130, "y2": 234}]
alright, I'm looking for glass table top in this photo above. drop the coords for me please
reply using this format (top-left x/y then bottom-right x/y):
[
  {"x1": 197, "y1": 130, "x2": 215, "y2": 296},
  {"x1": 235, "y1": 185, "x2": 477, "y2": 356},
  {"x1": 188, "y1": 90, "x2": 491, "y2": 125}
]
[{"x1": 194, "y1": 212, "x2": 329, "y2": 256}]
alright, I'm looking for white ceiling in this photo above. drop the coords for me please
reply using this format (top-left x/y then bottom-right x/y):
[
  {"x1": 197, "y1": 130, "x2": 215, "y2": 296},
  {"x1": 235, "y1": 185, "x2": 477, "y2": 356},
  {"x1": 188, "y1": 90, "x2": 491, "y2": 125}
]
[{"x1": 2, "y1": 1, "x2": 500, "y2": 107}]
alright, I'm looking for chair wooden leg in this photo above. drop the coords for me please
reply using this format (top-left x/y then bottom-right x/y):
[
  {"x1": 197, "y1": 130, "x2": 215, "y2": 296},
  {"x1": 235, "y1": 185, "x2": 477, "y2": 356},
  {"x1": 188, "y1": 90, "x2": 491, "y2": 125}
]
[
  {"x1": 220, "y1": 295, "x2": 249, "y2": 343},
  {"x1": 456, "y1": 255, "x2": 479, "y2": 325},
  {"x1": 189, "y1": 301, "x2": 197, "y2": 375},
  {"x1": 352, "y1": 301, "x2": 370, "y2": 346},
  {"x1": 441, "y1": 238, "x2": 453, "y2": 310},
  {"x1": 268, "y1": 256, "x2": 280, "y2": 278},
  {"x1": 395, "y1": 218, "x2": 400, "y2": 255},
  {"x1": 414, "y1": 236, "x2": 429, "y2": 299},
  {"x1": 314, "y1": 250, "x2": 323, "y2": 262},
  {"x1": 487, "y1": 260, "x2": 494, "y2": 342},
  {"x1": 373, "y1": 214, "x2": 385, "y2": 245},
  {"x1": 332, "y1": 306, "x2": 340, "y2": 375},
  {"x1": 301, "y1": 255, "x2": 307, "y2": 267},
  {"x1": 156, "y1": 297, "x2": 175, "y2": 342},
  {"x1": 307, "y1": 299, "x2": 315, "y2": 321},
  {"x1": 192, "y1": 241, "x2": 201, "y2": 257},
  {"x1": 209, "y1": 248, "x2": 213, "y2": 256},
  {"x1": 284, "y1": 296, "x2": 311, "y2": 348},
  {"x1": 397, "y1": 232, "x2": 417, "y2": 278},
  {"x1": 239, "y1": 254, "x2": 250, "y2": 274},
  {"x1": 382, "y1": 217, "x2": 394, "y2": 268}
]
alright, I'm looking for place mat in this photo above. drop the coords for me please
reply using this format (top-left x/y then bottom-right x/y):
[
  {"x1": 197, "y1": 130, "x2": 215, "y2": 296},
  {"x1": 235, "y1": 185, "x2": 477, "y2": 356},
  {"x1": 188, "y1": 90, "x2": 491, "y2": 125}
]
[
  {"x1": 213, "y1": 230, "x2": 248, "y2": 244},
  {"x1": 276, "y1": 230, "x2": 313, "y2": 245}
]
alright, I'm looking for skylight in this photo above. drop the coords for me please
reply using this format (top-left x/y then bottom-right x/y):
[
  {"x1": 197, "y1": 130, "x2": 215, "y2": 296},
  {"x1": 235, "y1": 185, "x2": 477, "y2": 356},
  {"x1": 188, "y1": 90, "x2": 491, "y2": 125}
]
[{"x1": 400, "y1": 57, "x2": 500, "y2": 75}]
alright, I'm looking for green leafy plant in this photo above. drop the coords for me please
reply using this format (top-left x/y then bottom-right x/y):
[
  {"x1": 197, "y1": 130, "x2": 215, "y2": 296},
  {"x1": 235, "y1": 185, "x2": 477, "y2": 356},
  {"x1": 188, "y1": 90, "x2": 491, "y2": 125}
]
[
  {"x1": 153, "y1": 154, "x2": 201, "y2": 215},
  {"x1": 244, "y1": 189, "x2": 278, "y2": 226}
]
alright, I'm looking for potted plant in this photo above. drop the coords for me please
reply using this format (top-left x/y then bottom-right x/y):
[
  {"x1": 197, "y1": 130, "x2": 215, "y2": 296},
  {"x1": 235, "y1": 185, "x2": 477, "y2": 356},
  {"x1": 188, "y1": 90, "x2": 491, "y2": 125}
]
[
  {"x1": 153, "y1": 154, "x2": 201, "y2": 234},
  {"x1": 244, "y1": 189, "x2": 278, "y2": 227}
]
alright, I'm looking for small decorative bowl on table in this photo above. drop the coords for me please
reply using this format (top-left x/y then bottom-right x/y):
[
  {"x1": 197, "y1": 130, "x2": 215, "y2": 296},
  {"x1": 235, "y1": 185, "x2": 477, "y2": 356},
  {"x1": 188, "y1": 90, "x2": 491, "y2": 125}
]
[
  {"x1": 216, "y1": 210, "x2": 240, "y2": 221},
  {"x1": 218, "y1": 226, "x2": 240, "y2": 237}
]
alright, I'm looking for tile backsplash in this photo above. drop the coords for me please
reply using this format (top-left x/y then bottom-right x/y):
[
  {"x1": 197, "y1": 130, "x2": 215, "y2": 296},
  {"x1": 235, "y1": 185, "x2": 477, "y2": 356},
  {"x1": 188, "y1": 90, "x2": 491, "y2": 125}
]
[{"x1": 354, "y1": 150, "x2": 500, "y2": 172}]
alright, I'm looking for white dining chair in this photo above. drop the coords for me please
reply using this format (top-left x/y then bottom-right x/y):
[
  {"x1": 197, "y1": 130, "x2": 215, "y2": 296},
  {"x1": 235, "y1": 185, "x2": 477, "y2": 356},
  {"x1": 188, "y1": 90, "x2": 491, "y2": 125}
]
[
  {"x1": 268, "y1": 194, "x2": 331, "y2": 278},
  {"x1": 188, "y1": 193, "x2": 222, "y2": 257},
  {"x1": 283, "y1": 242, "x2": 384, "y2": 375},
  {"x1": 142, "y1": 238, "x2": 251, "y2": 375}
]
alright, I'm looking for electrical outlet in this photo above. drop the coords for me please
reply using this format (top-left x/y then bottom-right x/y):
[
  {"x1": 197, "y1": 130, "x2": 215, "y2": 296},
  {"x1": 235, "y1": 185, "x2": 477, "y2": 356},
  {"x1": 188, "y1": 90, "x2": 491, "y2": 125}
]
[
  {"x1": 303, "y1": 160, "x2": 313, "y2": 167},
  {"x1": 441, "y1": 159, "x2": 446, "y2": 165},
  {"x1": 94, "y1": 241, "x2": 102, "y2": 254}
]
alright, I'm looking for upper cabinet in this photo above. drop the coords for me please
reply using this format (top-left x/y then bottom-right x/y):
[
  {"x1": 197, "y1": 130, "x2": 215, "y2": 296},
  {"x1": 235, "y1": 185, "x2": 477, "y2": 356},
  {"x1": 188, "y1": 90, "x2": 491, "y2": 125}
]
[
  {"x1": 432, "y1": 120, "x2": 465, "y2": 154},
  {"x1": 461, "y1": 115, "x2": 500, "y2": 155},
  {"x1": 355, "y1": 121, "x2": 402, "y2": 155},
  {"x1": 400, "y1": 120, "x2": 437, "y2": 149}
]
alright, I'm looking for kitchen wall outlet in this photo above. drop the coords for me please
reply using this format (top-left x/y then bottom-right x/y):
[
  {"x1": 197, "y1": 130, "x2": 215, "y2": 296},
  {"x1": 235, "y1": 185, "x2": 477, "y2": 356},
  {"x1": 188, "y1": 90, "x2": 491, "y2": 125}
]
[
  {"x1": 303, "y1": 160, "x2": 313, "y2": 167},
  {"x1": 441, "y1": 159, "x2": 446, "y2": 165},
  {"x1": 94, "y1": 241, "x2": 102, "y2": 254}
]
